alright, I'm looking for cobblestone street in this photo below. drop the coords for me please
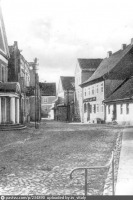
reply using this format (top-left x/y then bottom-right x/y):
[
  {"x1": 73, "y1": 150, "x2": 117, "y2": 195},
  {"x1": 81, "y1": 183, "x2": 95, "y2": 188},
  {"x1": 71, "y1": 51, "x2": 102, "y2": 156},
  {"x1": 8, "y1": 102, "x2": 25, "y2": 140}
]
[{"x1": 0, "y1": 120, "x2": 122, "y2": 195}]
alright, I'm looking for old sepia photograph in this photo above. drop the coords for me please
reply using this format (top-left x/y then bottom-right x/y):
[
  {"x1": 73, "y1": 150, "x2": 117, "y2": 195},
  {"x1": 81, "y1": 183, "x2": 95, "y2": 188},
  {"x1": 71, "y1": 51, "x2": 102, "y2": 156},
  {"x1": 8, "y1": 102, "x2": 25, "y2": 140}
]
[{"x1": 0, "y1": 0, "x2": 133, "y2": 197}]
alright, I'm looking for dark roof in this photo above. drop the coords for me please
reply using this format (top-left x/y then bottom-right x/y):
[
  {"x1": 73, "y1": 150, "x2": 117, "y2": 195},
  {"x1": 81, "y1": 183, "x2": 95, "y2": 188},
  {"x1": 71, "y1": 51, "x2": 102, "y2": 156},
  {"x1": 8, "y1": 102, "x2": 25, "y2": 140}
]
[
  {"x1": 0, "y1": 82, "x2": 20, "y2": 93},
  {"x1": 82, "y1": 44, "x2": 133, "y2": 85},
  {"x1": 78, "y1": 58, "x2": 102, "y2": 70},
  {"x1": 104, "y1": 77, "x2": 133, "y2": 102},
  {"x1": 60, "y1": 76, "x2": 75, "y2": 90},
  {"x1": 39, "y1": 82, "x2": 56, "y2": 96}
]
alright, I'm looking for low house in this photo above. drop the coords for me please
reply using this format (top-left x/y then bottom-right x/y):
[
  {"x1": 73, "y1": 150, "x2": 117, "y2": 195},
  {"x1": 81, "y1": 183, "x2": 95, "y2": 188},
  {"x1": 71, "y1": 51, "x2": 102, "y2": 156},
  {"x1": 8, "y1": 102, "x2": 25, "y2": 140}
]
[
  {"x1": 104, "y1": 77, "x2": 133, "y2": 125},
  {"x1": 75, "y1": 58, "x2": 102, "y2": 121},
  {"x1": 80, "y1": 39, "x2": 133, "y2": 123},
  {"x1": 39, "y1": 82, "x2": 56, "y2": 119},
  {"x1": 55, "y1": 76, "x2": 75, "y2": 122}
]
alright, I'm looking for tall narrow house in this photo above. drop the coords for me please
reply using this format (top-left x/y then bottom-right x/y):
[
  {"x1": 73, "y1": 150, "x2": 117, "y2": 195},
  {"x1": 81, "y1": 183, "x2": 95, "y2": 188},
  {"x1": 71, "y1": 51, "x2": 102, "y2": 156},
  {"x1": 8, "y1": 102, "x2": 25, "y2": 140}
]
[{"x1": 0, "y1": 2, "x2": 21, "y2": 128}]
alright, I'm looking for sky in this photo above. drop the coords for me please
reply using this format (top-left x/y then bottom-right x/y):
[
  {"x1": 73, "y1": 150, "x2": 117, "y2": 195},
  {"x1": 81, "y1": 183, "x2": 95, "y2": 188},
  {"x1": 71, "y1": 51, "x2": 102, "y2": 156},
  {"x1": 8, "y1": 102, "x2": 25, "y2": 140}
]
[{"x1": 1, "y1": 0, "x2": 133, "y2": 84}]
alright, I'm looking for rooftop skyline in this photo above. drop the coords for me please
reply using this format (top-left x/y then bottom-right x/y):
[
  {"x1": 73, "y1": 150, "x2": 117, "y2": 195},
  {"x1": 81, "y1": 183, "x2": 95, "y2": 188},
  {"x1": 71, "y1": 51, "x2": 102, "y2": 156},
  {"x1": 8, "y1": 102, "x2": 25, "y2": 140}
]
[{"x1": 2, "y1": 0, "x2": 133, "y2": 83}]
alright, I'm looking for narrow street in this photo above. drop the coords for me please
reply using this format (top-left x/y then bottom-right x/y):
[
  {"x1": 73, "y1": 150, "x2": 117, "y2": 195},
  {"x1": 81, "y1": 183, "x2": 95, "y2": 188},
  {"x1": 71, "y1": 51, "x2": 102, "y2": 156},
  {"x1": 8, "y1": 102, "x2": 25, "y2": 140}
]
[{"x1": 0, "y1": 120, "x2": 122, "y2": 195}]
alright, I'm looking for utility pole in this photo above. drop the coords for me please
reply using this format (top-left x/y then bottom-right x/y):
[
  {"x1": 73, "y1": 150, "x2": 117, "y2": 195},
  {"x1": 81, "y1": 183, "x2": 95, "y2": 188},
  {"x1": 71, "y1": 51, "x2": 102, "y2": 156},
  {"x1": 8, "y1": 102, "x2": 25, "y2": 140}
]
[
  {"x1": 34, "y1": 58, "x2": 39, "y2": 129},
  {"x1": 67, "y1": 89, "x2": 69, "y2": 122}
]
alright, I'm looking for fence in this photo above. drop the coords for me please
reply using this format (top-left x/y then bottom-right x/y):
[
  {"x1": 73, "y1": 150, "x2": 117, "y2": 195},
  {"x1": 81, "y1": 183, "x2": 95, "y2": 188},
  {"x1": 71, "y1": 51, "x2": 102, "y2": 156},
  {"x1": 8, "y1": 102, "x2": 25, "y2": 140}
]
[{"x1": 70, "y1": 151, "x2": 114, "y2": 195}]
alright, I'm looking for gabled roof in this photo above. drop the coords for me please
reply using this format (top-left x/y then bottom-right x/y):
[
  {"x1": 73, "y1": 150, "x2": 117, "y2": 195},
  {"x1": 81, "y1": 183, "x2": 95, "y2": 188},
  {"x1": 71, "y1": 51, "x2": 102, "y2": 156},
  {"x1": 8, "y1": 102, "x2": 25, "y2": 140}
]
[
  {"x1": 39, "y1": 82, "x2": 56, "y2": 96},
  {"x1": 78, "y1": 58, "x2": 102, "y2": 70},
  {"x1": 104, "y1": 77, "x2": 133, "y2": 103},
  {"x1": 81, "y1": 44, "x2": 133, "y2": 86},
  {"x1": 60, "y1": 76, "x2": 75, "y2": 91}
]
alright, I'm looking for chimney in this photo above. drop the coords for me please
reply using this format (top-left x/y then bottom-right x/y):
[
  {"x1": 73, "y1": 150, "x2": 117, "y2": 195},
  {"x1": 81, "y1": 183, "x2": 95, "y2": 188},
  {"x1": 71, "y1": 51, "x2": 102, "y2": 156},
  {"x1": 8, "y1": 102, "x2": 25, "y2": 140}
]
[
  {"x1": 131, "y1": 38, "x2": 133, "y2": 45},
  {"x1": 121, "y1": 44, "x2": 127, "y2": 50},
  {"x1": 107, "y1": 51, "x2": 112, "y2": 58}
]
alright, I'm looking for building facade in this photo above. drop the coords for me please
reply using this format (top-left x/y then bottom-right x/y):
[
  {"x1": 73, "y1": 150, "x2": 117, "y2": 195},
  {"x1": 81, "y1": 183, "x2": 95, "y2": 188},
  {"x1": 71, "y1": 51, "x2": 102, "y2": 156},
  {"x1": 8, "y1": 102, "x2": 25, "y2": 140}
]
[
  {"x1": 8, "y1": 41, "x2": 31, "y2": 123},
  {"x1": 104, "y1": 77, "x2": 133, "y2": 125},
  {"x1": 54, "y1": 76, "x2": 75, "y2": 122},
  {"x1": 39, "y1": 82, "x2": 56, "y2": 119},
  {"x1": 81, "y1": 40, "x2": 133, "y2": 123},
  {"x1": 0, "y1": 2, "x2": 21, "y2": 125},
  {"x1": 75, "y1": 59, "x2": 102, "y2": 122}
]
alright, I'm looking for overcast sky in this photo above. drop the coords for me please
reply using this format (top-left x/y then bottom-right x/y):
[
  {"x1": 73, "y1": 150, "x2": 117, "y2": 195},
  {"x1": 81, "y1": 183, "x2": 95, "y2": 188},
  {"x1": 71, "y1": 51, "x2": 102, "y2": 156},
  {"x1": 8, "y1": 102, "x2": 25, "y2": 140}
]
[{"x1": 1, "y1": 0, "x2": 133, "y2": 83}]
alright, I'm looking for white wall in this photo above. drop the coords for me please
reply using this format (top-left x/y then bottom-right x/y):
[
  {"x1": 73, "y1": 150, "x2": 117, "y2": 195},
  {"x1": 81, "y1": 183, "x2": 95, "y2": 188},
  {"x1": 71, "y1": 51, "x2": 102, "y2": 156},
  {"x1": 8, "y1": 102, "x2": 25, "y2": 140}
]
[
  {"x1": 83, "y1": 81, "x2": 105, "y2": 123},
  {"x1": 106, "y1": 102, "x2": 133, "y2": 125},
  {"x1": 106, "y1": 104, "x2": 114, "y2": 122}
]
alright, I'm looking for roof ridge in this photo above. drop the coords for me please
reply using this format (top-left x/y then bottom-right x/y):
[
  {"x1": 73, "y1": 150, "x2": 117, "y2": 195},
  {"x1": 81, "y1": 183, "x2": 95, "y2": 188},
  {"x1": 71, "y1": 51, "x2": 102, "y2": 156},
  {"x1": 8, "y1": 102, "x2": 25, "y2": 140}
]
[{"x1": 81, "y1": 44, "x2": 133, "y2": 86}]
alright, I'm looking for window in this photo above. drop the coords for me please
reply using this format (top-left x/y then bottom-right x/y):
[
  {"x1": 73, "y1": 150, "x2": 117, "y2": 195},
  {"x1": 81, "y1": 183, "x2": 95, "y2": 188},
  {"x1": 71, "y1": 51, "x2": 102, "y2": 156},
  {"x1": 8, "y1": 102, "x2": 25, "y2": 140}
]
[
  {"x1": 84, "y1": 88, "x2": 86, "y2": 97},
  {"x1": 2, "y1": 66, "x2": 5, "y2": 82},
  {"x1": 88, "y1": 87, "x2": 90, "y2": 96},
  {"x1": 108, "y1": 105, "x2": 110, "y2": 114},
  {"x1": 92, "y1": 86, "x2": 94, "y2": 95},
  {"x1": 126, "y1": 103, "x2": 129, "y2": 114},
  {"x1": 84, "y1": 103, "x2": 87, "y2": 113},
  {"x1": 120, "y1": 104, "x2": 123, "y2": 114},
  {"x1": 101, "y1": 83, "x2": 103, "y2": 92},
  {"x1": 93, "y1": 104, "x2": 96, "y2": 113}
]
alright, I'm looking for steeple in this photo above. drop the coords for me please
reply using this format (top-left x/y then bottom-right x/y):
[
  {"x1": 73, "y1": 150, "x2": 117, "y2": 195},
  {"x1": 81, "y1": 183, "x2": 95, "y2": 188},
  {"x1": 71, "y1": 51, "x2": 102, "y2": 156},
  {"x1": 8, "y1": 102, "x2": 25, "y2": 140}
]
[{"x1": 0, "y1": 1, "x2": 10, "y2": 59}]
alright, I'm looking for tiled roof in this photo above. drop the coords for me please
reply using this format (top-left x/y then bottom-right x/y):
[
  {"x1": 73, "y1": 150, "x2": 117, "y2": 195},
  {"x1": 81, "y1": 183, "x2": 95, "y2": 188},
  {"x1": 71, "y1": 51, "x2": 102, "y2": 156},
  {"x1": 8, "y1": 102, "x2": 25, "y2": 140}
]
[
  {"x1": 0, "y1": 82, "x2": 20, "y2": 93},
  {"x1": 39, "y1": 82, "x2": 56, "y2": 96},
  {"x1": 60, "y1": 76, "x2": 75, "y2": 91},
  {"x1": 104, "y1": 77, "x2": 133, "y2": 102},
  {"x1": 78, "y1": 59, "x2": 102, "y2": 70},
  {"x1": 82, "y1": 44, "x2": 133, "y2": 85}
]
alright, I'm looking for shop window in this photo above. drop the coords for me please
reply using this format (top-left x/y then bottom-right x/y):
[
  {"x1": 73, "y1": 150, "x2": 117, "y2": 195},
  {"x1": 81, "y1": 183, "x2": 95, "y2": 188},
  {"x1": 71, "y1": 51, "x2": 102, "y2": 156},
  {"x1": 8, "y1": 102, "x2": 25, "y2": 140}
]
[
  {"x1": 120, "y1": 104, "x2": 123, "y2": 114},
  {"x1": 126, "y1": 103, "x2": 129, "y2": 114}
]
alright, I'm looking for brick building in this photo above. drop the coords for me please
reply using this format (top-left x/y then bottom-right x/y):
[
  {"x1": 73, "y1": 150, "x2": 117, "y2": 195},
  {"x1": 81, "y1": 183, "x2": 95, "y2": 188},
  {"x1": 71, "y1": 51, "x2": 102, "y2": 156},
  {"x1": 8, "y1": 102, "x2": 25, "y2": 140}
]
[{"x1": 8, "y1": 41, "x2": 31, "y2": 123}]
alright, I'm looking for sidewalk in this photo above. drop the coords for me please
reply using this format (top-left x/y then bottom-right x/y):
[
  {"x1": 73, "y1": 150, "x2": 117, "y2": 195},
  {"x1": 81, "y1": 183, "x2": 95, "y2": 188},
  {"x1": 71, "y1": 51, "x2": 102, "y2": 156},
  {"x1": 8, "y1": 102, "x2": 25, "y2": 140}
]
[{"x1": 115, "y1": 128, "x2": 133, "y2": 195}]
